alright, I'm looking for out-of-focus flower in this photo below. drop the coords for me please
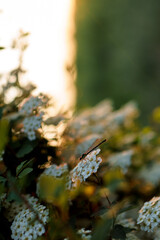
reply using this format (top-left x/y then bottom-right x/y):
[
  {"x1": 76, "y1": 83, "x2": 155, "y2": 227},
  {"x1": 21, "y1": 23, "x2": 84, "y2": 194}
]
[
  {"x1": 10, "y1": 195, "x2": 49, "y2": 240},
  {"x1": 23, "y1": 112, "x2": 44, "y2": 141},
  {"x1": 139, "y1": 128, "x2": 155, "y2": 146},
  {"x1": 138, "y1": 162, "x2": 160, "y2": 186},
  {"x1": 19, "y1": 94, "x2": 47, "y2": 141},
  {"x1": 64, "y1": 228, "x2": 92, "y2": 240},
  {"x1": 75, "y1": 136, "x2": 101, "y2": 158},
  {"x1": 64, "y1": 100, "x2": 139, "y2": 140},
  {"x1": 3, "y1": 195, "x2": 39, "y2": 222},
  {"x1": 137, "y1": 196, "x2": 160, "y2": 232},
  {"x1": 108, "y1": 150, "x2": 133, "y2": 173},
  {"x1": 42, "y1": 163, "x2": 68, "y2": 177},
  {"x1": 116, "y1": 216, "x2": 137, "y2": 229},
  {"x1": 19, "y1": 96, "x2": 43, "y2": 115}
]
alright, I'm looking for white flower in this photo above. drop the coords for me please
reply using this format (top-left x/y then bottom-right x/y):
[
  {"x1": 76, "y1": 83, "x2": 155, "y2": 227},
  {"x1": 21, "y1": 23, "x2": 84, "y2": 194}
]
[
  {"x1": 138, "y1": 162, "x2": 160, "y2": 186},
  {"x1": 137, "y1": 196, "x2": 160, "y2": 232},
  {"x1": 35, "y1": 223, "x2": 45, "y2": 236},
  {"x1": 23, "y1": 113, "x2": 43, "y2": 141},
  {"x1": 70, "y1": 149, "x2": 102, "y2": 187},
  {"x1": 43, "y1": 163, "x2": 68, "y2": 178},
  {"x1": 82, "y1": 168, "x2": 93, "y2": 181},
  {"x1": 20, "y1": 96, "x2": 43, "y2": 115},
  {"x1": 90, "y1": 161, "x2": 99, "y2": 173},
  {"x1": 10, "y1": 195, "x2": 49, "y2": 240},
  {"x1": 108, "y1": 150, "x2": 133, "y2": 173}
]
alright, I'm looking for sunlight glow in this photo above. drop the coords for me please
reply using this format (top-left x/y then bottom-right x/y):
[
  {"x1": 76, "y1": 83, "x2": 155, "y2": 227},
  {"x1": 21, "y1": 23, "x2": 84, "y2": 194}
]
[{"x1": 0, "y1": 0, "x2": 76, "y2": 113}]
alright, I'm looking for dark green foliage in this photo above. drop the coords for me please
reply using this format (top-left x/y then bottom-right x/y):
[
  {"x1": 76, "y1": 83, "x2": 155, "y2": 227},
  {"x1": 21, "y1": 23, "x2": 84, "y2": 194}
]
[{"x1": 16, "y1": 141, "x2": 37, "y2": 158}]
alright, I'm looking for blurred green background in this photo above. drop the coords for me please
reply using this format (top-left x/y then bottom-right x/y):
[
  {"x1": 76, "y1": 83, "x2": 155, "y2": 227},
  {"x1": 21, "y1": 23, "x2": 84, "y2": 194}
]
[{"x1": 75, "y1": 0, "x2": 160, "y2": 123}]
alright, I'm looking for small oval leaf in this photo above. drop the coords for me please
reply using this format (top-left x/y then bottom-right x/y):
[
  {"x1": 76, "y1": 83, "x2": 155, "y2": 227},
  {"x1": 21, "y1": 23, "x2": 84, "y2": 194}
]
[{"x1": 18, "y1": 168, "x2": 33, "y2": 178}]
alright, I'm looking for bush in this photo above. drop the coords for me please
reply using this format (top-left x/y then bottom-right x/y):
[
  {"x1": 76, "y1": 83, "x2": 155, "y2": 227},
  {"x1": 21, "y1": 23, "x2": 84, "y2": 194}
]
[{"x1": 1, "y1": 32, "x2": 160, "y2": 240}]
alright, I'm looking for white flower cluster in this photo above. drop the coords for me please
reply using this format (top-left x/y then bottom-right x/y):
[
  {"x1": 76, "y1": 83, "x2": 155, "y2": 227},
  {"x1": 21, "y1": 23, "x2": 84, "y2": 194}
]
[
  {"x1": 64, "y1": 228, "x2": 92, "y2": 240},
  {"x1": 77, "y1": 228, "x2": 92, "y2": 240},
  {"x1": 11, "y1": 195, "x2": 49, "y2": 240},
  {"x1": 65, "y1": 100, "x2": 138, "y2": 139},
  {"x1": 20, "y1": 96, "x2": 43, "y2": 115},
  {"x1": 20, "y1": 95, "x2": 45, "y2": 141},
  {"x1": 37, "y1": 149, "x2": 102, "y2": 192},
  {"x1": 43, "y1": 163, "x2": 68, "y2": 177},
  {"x1": 0, "y1": 150, "x2": 4, "y2": 161},
  {"x1": 23, "y1": 113, "x2": 44, "y2": 141},
  {"x1": 70, "y1": 149, "x2": 102, "y2": 187},
  {"x1": 108, "y1": 150, "x2": 133, "y2": 173},
  {"x1": 137, "y1": 196, "x2": 160, "y2": 232}
]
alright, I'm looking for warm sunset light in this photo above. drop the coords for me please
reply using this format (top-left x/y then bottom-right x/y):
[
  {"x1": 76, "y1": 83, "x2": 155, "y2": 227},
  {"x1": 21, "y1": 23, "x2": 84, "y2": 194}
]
[
  {"x1": 0, "y1": 0, "x2": 76, "y2": 113},
  {"x1": 1, "y1": 2, "x2": 160, "y2": 239}
]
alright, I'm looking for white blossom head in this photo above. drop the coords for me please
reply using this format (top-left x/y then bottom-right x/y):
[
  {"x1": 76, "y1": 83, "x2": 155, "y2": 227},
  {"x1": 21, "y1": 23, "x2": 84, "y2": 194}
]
[
  {"x1": 137, "y1": 196, "x2": 160, "y2": 232},
  {"x1": 42, "y1": 163, "x2": 68, "y2": 178},
  {"x1": 70, "y1": 148, "x2": 102, "y2": 187},
  {"x1": 20, "y1": 96, "x2": 43, "y2": 115},
  {"x1": 23, "y1": 113, "x2": 44, "y2": 141},
  {"x1": 10, "y1": 195, "x2": 49, "y2": 240},
  {"x1": 108, "y1": 150, "x2": 133, "y2": 173}
]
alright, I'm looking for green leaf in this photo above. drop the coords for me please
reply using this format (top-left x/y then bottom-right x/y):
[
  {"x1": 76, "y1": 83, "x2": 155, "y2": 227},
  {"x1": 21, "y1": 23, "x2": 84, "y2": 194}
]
[
  {"x1": 16, "y1": 141, "x2": 37, "y2": 158},
  {"x1": 16, "y1": 159, "x2": 29, "y2": 175},
  {"x1": 111, "y1": 225, "x2": 126, "y2": 240},
  {"x1": 16, "y1": 159, "x2": 33, "y2": 177},
  {"x1": 0, "y1": 47, "x2": 5, "y2": 50},
  {"x1": 18, "y1": 167, "x2": 33, "y2": 178},
  {"x1": 38, "y1": 175, "x2": 68, "y2": 210},
  {"x1": 118, "y1": 205, "x2": 137, "y2": 215},
  {"x1": 92, "y1": 218, "x2": 113, "y2": 240}
]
